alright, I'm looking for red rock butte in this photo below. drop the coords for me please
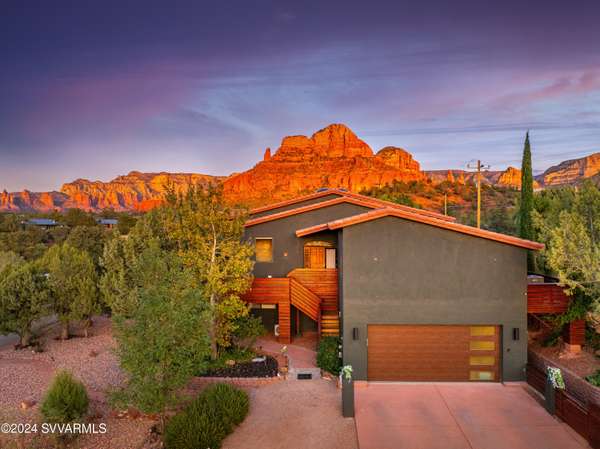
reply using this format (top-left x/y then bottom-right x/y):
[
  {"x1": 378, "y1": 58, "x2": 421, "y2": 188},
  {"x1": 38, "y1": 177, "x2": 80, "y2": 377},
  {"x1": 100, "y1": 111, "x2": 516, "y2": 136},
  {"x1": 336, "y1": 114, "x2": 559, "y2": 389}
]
[{"x1": 1, "y1": 124, "x2": 598, "y2": 212}]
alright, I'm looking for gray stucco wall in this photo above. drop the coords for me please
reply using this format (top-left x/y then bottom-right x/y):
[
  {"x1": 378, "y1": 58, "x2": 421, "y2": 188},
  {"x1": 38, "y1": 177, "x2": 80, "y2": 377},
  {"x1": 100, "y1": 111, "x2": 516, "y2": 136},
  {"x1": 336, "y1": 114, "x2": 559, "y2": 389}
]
[
  {"x1": 244, "y1": 202, "x2": 371, "y2": 277},
  {"x1": 341, "y1": 216, "x2": 528, "y2": 382},
  {"x1": 250, "y1": 193, "x2": 342, "y2": 219}
]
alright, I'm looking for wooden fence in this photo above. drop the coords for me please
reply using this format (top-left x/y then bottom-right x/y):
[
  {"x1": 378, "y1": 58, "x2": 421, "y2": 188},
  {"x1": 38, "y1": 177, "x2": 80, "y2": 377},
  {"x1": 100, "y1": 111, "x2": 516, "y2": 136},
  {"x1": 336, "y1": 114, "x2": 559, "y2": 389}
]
[{"x1": 527, "y1": 352, "x2": 600, "y2": 448}]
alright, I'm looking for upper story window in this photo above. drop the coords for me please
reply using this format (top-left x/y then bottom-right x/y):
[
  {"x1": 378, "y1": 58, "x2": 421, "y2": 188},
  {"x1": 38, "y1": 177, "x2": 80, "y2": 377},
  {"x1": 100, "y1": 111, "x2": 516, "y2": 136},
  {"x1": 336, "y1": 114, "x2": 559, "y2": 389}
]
[{"x1": 255, "y1": 238, "x2": 273, "y2": 262}]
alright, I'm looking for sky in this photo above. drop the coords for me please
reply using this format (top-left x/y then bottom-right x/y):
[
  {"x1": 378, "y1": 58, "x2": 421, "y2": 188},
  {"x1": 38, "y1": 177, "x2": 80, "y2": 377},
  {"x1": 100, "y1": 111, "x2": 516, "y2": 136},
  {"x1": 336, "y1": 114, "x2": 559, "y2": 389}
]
[{"x1": 1, "y1": 0, "x2": 600, "y2": 191}]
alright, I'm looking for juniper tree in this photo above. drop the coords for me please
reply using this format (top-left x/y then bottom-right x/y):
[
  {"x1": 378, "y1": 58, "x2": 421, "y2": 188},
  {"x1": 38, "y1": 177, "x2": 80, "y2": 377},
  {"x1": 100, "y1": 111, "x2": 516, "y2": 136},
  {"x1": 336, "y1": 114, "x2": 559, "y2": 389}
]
[
  {"x1": 0, "y1": 260, "x2": 48, "y2": 347},
  {"x1": 42, "y1": 243, "x2": 98, "y2": 339}
]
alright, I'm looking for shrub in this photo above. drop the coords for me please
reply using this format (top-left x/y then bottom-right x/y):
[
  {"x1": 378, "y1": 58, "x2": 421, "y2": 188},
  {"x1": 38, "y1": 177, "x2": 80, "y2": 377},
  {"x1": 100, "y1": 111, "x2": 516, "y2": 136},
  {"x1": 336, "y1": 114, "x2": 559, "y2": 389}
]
[
  {"x1": 586, "y1": 369, "x2": 600, "y2": 387},
  {"x1": 203, "y1": 383, "x2": 249, "y2": 427},
  {"x1": 41, "y1": 371, "x2": 89, "y2": 424},
  {"x1": 163, "y1": 383, "x2": 249, "y2": 449},
  {"x1": 231, "y1": 314, "x2": 266, "y2": 350},
  {"x1": 317, "y1": 336, "x2": 341, "y2": 375}
]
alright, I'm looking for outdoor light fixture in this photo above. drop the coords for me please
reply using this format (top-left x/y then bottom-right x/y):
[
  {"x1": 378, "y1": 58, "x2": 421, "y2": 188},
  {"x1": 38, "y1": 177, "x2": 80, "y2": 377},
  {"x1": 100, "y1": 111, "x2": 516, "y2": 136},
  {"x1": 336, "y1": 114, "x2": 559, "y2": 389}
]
[
  {"x1": 353, "y1": 327, "x2": 359, "y2": 340},
  {"x1": 512, "y1": 327, "x2": 520, "y2": 341}
]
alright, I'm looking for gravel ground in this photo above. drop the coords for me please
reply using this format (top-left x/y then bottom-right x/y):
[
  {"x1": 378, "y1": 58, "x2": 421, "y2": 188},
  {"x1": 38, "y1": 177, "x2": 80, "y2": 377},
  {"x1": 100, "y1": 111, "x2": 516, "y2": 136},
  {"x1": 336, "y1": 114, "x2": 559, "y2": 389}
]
[
  {"x1": 223, "y1": 379, "x2": 358, "y2": 449},
  {"x1": 0, "y1": 316, "x2": 154, "y2": 449},
  {"x1": 1, "y1": 318, "x2": 358, "y2": 449}
]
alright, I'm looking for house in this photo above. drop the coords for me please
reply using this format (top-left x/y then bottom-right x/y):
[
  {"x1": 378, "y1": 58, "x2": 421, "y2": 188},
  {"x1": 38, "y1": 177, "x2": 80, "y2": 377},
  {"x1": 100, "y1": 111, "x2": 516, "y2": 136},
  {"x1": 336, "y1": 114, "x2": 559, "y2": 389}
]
[
  {"x1": 97, "y1": 218, "x2": 118, "y2": 229},
  {"x1": 23, "y1": 218, "x2": 58, "y2": 229},
  {"x1": 242, "y1": 188, "x2": 543, "y2": 395}
]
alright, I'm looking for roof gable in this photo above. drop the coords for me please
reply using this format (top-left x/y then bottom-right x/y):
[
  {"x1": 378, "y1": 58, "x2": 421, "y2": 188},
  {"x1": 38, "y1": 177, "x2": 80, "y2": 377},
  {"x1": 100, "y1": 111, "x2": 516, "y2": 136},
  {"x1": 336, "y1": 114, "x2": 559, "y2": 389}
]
[
  {"x1": 249, "y1": 188, "x2": 454, "y2": 222},
  {"x1": 296, "y1": 207, "x2": 544, "y2": 251},
  {"x1": 244, "y1": 196, "x2": 380, "y2": 227}
]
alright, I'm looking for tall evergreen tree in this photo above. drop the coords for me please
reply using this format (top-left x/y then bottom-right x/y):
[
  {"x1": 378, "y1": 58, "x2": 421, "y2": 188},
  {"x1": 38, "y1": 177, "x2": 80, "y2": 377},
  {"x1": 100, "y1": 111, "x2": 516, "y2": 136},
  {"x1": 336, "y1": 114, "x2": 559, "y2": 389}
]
[{"x1": 519, "y1": 131, "x2": 536, "y2": 271}]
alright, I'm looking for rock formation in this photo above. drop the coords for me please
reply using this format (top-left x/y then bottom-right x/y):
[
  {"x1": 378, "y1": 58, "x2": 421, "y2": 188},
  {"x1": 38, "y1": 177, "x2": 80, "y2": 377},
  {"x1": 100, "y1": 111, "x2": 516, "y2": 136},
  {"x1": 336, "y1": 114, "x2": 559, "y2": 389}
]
[
  {"x1": 537, "y1": 152, "x2": 600, "y2": 186},
  {"x1": 222, "y1": 124, "x2": 426, "y2": 205},
  {"x1": 1, "y1": 123, "x2": 598, "y2": 212}
]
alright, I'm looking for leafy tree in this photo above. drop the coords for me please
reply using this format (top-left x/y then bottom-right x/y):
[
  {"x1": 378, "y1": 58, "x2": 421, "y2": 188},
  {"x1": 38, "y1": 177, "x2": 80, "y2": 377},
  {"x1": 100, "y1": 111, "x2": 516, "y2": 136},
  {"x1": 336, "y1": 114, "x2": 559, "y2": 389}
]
[
  {"x1": 0, "y1": 260, "x2": 48, "y2": 347},
  {"x1": 41, "y1": 243, "x2": 98, "y2": 339},
  {"x1": 117, "y1": 214, "x2": 137, "y2": 235},
  {"x1": 66, "y1": 225, "x2": 107, "y2": 268},
  {"x1": 0, "y1": 251, "x2": 23, "y2": 272},
  {"x1": 546, "y1": 211, "x2": 600, "y2": 317},
  {"x1": 99, "y1": 234, "x2": 139, "y2": 316},
  {"x1": 62, "y1": 208, "x2": 96, "y2": 227},
  {"x1": 519, "y1": 131, "x2": 536, "y2": 271},
  {"x1": 112, "y1": 243, "x2": 210, "y2": 424},
  {"x1": 159, "y1": 186, "x2": 254, "y2": 359},
  {"x1": 0, "y1": 226, "x2": 47, "y2": 260}
]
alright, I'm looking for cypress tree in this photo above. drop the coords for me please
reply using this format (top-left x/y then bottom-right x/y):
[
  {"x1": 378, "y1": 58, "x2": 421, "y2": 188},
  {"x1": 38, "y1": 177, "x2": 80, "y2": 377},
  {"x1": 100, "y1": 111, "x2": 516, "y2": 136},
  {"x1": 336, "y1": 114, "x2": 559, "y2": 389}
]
[{"x1": 519, "y1": 131, "x2": 536, "y2": 271}]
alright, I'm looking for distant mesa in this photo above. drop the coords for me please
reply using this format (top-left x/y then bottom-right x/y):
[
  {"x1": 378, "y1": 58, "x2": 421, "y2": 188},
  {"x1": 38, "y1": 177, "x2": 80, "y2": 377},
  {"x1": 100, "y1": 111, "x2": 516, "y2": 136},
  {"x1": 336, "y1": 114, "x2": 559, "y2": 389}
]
[{"x1": 1, "y1": 124, "x2": 598, "y2": 212}]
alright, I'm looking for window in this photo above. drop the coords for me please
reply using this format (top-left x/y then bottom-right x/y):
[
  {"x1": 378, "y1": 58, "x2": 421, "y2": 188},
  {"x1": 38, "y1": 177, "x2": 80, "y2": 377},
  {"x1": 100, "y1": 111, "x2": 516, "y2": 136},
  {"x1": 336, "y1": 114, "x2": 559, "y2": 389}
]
[{"x1": 255, "y1": 238, "x2": 273, "y2": 262}]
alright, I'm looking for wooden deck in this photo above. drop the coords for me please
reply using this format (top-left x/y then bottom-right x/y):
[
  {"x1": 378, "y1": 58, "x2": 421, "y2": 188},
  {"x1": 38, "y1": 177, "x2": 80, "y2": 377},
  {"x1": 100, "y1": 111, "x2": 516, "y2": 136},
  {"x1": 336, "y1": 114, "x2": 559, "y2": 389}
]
[
  {"x1": 527, "y1": 283, "x2": 570, "y2": 314},
  {"x1": 527, "y1": 283, "x2": 584, "y2": 349},
  {"x1": 241, "y1": 269, "x2": 338, "y2": 343}
]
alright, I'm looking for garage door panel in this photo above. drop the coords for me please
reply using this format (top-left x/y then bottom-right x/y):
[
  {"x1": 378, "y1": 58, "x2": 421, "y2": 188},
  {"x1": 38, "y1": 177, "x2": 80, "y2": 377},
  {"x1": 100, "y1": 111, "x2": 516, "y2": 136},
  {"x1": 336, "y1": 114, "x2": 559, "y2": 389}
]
[{"x1": 367, "y1": 325, "x2": 500, "y2": 381}]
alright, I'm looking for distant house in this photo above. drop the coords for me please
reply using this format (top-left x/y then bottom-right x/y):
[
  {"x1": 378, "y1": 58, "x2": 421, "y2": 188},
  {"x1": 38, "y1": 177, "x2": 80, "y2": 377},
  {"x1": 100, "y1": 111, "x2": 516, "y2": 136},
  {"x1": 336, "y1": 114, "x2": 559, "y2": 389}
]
[
  {"x1": 97, "y1": 218, "x2": 118, "y2": 229},
  {"x1": 24, "y1": 218, "x2": 58, "y2": 229},
  {"x1": 241, "y1": 188, "x2": 544, "y2": 392}
]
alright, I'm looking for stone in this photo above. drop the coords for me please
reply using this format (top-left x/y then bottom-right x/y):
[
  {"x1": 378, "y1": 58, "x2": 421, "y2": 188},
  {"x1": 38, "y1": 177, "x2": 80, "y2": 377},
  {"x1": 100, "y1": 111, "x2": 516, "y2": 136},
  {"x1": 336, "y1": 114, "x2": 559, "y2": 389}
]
[
  {"x1": 89, "y1": 350, "x2": 99, "y2": 357},
  {"x1": 20, "y1": 400, "x2": 36, "y2": 410},
  {"x1": 225, "y1": 359, "x2": 236, "y2": 366}
]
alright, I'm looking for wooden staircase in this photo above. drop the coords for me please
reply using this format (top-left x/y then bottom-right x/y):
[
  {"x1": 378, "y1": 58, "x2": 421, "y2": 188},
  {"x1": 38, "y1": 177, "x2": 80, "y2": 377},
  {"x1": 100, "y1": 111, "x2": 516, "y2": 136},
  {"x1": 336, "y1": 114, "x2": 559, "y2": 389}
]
[
  {"x1": 320, "y1": 312, "x2": 340, "y2": 337},
  {"x1": 288, "y1": 269, "x2": 340, "y2": 338}
]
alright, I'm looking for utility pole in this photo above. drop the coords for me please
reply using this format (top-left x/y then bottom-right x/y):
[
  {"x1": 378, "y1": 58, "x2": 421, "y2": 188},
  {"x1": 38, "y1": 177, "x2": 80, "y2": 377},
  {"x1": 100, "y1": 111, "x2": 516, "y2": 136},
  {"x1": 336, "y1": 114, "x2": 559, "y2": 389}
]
[
  {"x1": 467, "y1": 160, "x2": 491, "y2": 228},
  {"x1": 444, "y1": 192, "x2": 448, "y2": 216}
]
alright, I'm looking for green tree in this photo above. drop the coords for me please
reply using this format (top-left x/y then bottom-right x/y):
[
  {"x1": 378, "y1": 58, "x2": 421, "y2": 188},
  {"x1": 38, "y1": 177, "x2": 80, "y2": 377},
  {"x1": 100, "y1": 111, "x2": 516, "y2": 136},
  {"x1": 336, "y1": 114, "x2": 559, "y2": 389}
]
[
  {"x1": 546, "y1": 210, "x2": 600, "y2": 316},
  {"x1": 117, "y1": 214, "x2": 137, "y2": 235},
  {"x1": 519, "y1": 131, "x2": 536, "y2": 271},
  {"x1": 159, "y1": 186, "x2": 254, "y2": 359},
  {"x1": 66, "y1": 225, "x2": 107, "y2": 268},
  {"x1": 0, "y1": 260, "x2": 49, "y2": 346},
  {"x1": 99, "y1": 234, "x2": 139, "y2": 316},
  {"x1": 42, "y1": 243, "x2": 98, "y2": 339},
  {"x1": 62, "y1": 208, "x2": 96, "y2": 227},
  {"x1": 112, "y1": 243, "x2": 210, "y2": 425},
  {"x1": 0, "y1": 251, "x2": 23, "y2": 272}
]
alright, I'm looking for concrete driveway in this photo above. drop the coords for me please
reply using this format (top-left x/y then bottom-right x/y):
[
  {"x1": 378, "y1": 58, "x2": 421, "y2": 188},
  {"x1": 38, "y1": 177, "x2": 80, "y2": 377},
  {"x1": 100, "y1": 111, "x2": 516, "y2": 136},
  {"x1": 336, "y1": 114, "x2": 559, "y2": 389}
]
[{"x1": 355, "y1": 383, "x2": 589, "y2": 449}]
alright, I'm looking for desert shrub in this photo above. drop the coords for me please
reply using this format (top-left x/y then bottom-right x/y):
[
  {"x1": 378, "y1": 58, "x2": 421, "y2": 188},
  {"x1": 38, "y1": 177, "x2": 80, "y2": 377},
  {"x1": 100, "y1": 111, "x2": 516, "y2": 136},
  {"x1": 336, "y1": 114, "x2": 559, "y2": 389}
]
[
  {"x1": 163, "y1": 383, "x2": 249, "y2": 449},
  {"x1": 586, "y1": 370, "x2": 600, "y2": 387},
  {"x1": 202, "y1": 383, "x2": 249, "y2": 427},
  {"x1": 317, "y1": 336, "x2": 341, "y2": 375},
  {"x1": 41, "y1": 371, "x2": 89, "y2": 424},
  {"x1": 231, "y1": 314, "x2": 266, "y2": 350}
]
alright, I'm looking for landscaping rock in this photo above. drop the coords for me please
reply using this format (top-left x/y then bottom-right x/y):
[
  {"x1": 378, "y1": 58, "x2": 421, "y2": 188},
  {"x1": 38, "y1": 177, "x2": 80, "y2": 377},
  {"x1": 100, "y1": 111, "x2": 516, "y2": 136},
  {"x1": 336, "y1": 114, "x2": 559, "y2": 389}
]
[
  {"x1": 20, "y1": 399, "x2": 36, "y2": 410},
  {"x1": 202, "y1": 355, "x2": 278, "y2": 378},
  {"x1": 225, "y1": 359, "x2": 236, "y2": 366}
]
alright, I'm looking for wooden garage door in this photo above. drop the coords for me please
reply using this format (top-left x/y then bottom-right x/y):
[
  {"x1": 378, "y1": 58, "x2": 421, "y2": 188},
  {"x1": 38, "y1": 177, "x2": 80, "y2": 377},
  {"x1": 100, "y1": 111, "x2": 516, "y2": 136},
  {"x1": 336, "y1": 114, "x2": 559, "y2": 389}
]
[{"x1": 367, "y1": 325, "x2": 501, "y2": 382}]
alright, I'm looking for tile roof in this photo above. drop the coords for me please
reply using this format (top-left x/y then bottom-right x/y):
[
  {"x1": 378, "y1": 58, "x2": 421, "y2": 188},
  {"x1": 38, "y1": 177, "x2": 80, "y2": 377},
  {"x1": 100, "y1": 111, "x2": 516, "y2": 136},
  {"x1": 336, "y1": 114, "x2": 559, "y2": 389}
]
[{"x1": 296, "y1": 207, "x2": 544, "y2": 251}]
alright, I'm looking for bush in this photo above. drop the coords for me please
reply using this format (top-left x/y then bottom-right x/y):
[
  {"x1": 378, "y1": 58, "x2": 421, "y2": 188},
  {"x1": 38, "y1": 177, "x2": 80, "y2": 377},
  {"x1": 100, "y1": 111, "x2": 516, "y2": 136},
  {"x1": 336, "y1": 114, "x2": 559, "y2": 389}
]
[
  {"x1": 317, "y1": 336, "x2": 341, "y2": 375},
  {"x1": 163, "y1": 383, "x2": 249, "y2": 449},
  {"x1": 231, "y1": 314, "x2": 266, "y2": 350},
  {"x1": 203, "y1": 383, "x2": 249, "y2": 427},
  {"x1": 41, "y1": 371, "x2": 89, "y2": 424},
  {"x1": 586, "y1": 370, "x2": 600, "y2": 387}
]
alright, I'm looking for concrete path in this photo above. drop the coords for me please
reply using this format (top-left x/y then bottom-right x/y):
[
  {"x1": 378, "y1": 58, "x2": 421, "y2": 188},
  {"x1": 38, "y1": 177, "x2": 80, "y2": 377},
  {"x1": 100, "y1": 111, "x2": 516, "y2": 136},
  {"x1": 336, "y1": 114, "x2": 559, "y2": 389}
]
[{"x1": 355, "y1": 383, "x2": 589, "y2": 449}]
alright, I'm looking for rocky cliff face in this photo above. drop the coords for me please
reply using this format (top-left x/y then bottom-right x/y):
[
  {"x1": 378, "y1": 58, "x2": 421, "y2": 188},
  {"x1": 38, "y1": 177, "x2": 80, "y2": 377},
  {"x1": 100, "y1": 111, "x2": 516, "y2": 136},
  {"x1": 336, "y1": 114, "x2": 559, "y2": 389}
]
[
  {"x1": 0, "y1": 190, "x2": 68, "y2": 212},
  {"x1": 58, "y1": 171, "x2": 222, "y2": 211},
  {"x1": 537, "y1": 152, "x2": 600, "y2": 186},
  {"x1": 2, "y1": 123, "x2": 598, "y2": 212},
  {"x1": 222, "y1": 124, "x2": 425, "y2": 205}
]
